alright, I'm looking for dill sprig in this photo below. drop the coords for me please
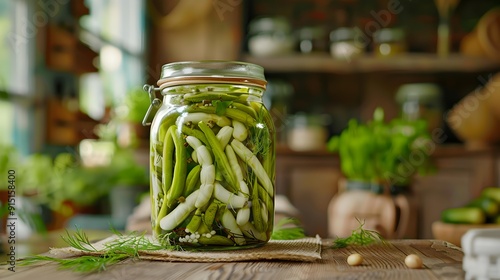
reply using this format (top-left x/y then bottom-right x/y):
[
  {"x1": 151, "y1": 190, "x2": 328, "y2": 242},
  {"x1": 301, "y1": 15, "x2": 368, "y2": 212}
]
[
  {"x1": 250, "y1": 105, "x2": 271, "y2": 157},
  {"x1": 271, "y1": 218, "x2": 306, "y2": 240},
  {"x1": 331, "y1": 218, "x2": 385, "y2": 249},
  {"x1": 19, "y1": 228, "x2": 180, "y2": 273},
  {"x1": 60, "y1": 228, "x2": 98, "y2": 252}
]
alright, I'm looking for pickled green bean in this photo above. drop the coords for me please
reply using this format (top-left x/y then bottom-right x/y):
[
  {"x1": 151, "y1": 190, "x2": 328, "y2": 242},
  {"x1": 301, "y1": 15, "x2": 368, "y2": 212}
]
[
  {"x1": 190, "y1": 106, "x2": 257, "y2": 127},
  {"x1": 161, "y1": 128, "x2": 174, "y2": 195},
  {"x1": 165, "y1": 125, "x2": 187, "y2": 208},
  {"x1": 184, "y1": 92, "x2": 239, "y2": 102},
  {"x1": 252, "y1": 179, "x2": 266, "y2": 232},
  {"x1": 258, "y1": 183, "x2": 274, "y2": 232},
  {"x1": 198, "y1": 121, "x2": 238, "y2": 193},
  {"x1": 203, "y1": 200, "x2": 219, "y2": 228},
  {"x1": 252, "y1": 102, "x2": 276, "y2": 183},
  {"x1": 154, "y1": 128, "x2": 175, "y2": 235},
  {"x1": 231, "y1": 102, "x2": 258, "y2": 119},
  {"x1": 186, "y1": 209, "x2": 202, "y2": 233},
  {"x1": 198, "y1": 235, "x2": 235, "y2": 246},
  {"x1": 181, "y1": 125, "x2": 208, "y2": 145},
  {"x1": 230, "y1": 139, "x2": 273, "y2": 197},
  {"x1": 183, "y1": 165, "x2": 201, "y2": 197}
]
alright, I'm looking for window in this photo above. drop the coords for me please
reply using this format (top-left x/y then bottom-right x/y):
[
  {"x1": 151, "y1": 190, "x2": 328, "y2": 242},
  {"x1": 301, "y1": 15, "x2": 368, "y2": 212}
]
[
  {"x1": 78, "y1": 0, "x2": 146, "y2": 120},
  {"x1": 0, "y1": 0, "x2": 34, "y2": 152}
]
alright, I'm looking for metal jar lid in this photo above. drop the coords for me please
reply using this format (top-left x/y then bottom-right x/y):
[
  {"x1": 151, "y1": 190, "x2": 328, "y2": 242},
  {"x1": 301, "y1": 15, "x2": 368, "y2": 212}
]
[
  {"x1": 142, "y1": 61, "x2": 267, "y2": 126},
  {"x1": 156, "y1": 61, "x2": 267, "y2": 90}
]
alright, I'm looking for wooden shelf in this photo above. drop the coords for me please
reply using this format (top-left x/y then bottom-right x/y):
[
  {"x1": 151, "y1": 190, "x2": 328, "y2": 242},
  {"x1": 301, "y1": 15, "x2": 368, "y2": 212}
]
[
  {"x1": 242, "y1": 53, "x2": 500, "y2": 74},
  {"x1": 277, "y1": 143, "x2": 500, "y2": 158}
]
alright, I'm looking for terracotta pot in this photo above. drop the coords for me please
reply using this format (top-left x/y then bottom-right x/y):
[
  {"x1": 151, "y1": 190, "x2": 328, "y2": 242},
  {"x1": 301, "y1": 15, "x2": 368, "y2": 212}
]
[{"x1": 327, "y1": 180, "x2": 413, "y2": 239}]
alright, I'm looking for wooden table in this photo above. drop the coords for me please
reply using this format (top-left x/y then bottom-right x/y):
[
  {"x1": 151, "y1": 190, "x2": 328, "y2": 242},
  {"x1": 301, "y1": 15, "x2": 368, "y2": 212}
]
[{"x1": 0, "y1": 235, "x2": 464, "y2": 279}]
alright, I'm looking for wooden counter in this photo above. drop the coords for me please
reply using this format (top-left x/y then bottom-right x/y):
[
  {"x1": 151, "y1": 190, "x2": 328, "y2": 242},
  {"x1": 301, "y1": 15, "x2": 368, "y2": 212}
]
[{"x1": 0, "y1": 238, "x2": 464, "y2": 279}]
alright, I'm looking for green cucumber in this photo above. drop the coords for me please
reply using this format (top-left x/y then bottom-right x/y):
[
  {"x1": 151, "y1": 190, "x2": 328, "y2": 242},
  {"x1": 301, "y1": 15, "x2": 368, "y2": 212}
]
[
  {"x1": 441, "y1": 207, "x2": 486, "y2": 224},
  {"x1": 481, "y1": 187, "x2": 500, "y2": 203},
  {"x1": 467, "y1": 197, "x2": 500, "y2": 218}
]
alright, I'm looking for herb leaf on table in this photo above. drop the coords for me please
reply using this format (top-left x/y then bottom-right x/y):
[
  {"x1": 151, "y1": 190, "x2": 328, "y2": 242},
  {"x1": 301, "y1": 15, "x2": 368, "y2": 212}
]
[
  {"x1": 19, "y1": 228, "x2": 180, "y2": 273},
  {"x1": 332, "y1": 218, "x2": 385, "y2": 249}
]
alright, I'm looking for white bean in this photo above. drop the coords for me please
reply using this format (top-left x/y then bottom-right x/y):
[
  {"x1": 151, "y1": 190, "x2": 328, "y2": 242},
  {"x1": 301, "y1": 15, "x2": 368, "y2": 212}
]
[
  {"x1": 200, "y1": 165, "x2": 215, "y2": 185},
  {"x1": 196, "y1": 146, "x2": 212, "y2": 166},
  {"x1": 160, "y1": 190, "x2": 199, "y2": 231},
  {"x1": 213, "y1": 182, "x2": 247, "y2": 209},
  {"x1": 195, "y1": 183, "x2": 214, "y2": 208},
  {"x1": 216, "y1": 126, "x2": 234, "y2": 149},
  {"x1": 236, "y1": 207, "x2": 250, "y2": 226},
  {"x1": 405, "y1": 254, "x2": 423, "y2": 269},
  {"x1": 232, "y1": 120, "x2": 248, "y2": 141},
  {"x1": 221, "y1": 208, "x2": 245, "y2": 245},
  {"x1": 186, "y1": 135, "x2": 203, "y2": 149},
  {"x1": 347, "y1": 253, "x2": 363, "y2": 266}
]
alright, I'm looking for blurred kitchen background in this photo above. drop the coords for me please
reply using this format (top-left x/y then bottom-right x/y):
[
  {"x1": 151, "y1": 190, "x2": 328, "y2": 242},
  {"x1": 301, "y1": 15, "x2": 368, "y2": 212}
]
[{"x1": 1, "y1": 0, "x2": 500, "y2": 240}]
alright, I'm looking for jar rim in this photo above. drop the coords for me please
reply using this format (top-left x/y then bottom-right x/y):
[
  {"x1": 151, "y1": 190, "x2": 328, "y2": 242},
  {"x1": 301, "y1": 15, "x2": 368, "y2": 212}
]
[{"x1": 157, "y1": 61, "x2": 267, "y2": 90}]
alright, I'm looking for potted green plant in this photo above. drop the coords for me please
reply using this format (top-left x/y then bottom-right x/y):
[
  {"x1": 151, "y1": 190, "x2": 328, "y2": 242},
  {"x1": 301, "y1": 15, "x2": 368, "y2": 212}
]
[
  {"x1": 106, "y1": 148, "x2": 148, "y2": 229},
  {"x1": 326, "y1": 108, "x2": 435, "y2": 239},
  {"x1": 0, "y1": 147, "x2": 91, "y2": 235},
  {"x1": 121, "y1": 87, "x2": 151, "y2": 141},
  {"x1": 327, "y1": 107, "x2": 434, "y2": 190}
]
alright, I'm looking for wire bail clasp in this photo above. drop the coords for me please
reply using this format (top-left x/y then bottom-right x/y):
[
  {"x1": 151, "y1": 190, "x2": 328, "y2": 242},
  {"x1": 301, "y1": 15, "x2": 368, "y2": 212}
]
[{"x1": 142, "y1": 84, "x2": 162, "y2": 126}]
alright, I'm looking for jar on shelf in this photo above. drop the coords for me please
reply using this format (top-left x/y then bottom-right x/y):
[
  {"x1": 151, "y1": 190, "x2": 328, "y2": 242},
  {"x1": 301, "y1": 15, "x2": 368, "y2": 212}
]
[
  {"x1": 329, "y1": 27, "x2": 365, "y2": 60},
  {"x1": 373, "y1": 28, "x2": 407, "y2": 57},
  {"x1": 248, "y1": 17, "x2": 294, "y2": 57},
  {"x1": 395, "y1": 83, "x2": 443, "y2": 132},
  {"x1": 287, "y1": 113, "x2": 328, "y2": 151},
  {"x1": 296, "y1": 26, "x2": 328, "y2": 54},
  {"x1": 142, "y1": 61, "x2": 275, "y2": 249}
]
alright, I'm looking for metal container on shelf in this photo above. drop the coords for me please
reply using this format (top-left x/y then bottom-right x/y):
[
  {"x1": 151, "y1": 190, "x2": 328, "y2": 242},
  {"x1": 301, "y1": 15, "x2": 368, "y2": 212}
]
[{"x1": 142, "y1": 61, "x2": 275, "y2": 249}]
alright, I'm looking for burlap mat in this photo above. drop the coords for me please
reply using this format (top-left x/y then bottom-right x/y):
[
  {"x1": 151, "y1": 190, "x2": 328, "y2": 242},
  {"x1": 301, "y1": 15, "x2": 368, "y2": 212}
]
[{"x1": 49, "y1": 235, "x2": 322, "y2": 262}]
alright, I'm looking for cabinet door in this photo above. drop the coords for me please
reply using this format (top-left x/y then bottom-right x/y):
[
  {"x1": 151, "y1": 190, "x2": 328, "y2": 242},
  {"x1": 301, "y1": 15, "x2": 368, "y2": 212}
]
[
  {"x1": 412, "y1": 154, "x2": 496, "y2": 239},
  {"x1": 276, "y1": 154, "x2": 341, "y2": 237}
]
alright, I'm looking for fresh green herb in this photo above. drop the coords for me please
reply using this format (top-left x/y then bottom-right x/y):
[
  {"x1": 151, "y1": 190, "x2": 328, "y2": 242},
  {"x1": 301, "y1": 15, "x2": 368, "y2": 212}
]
[
  {"x1": 331, "y1": 218, "x2": 385, "y2": 249},
  {"x1": 213, "y1": 100, "x2": 233, "y2": 116},
  {"x1": 249, "y1": 105, "x2": 271, "y2": 157},
  {"x1": 19, "y1": 228, "x2": 180, "y2": 273},
  {"x1": 60, "y1": 228, "x2": 98, "y2": 252},
  {"x1": 271, "y1": 218, "x2": 306, "y2": 240},
  {"x1": 327, "y1": 107, "x2": 434, "y2": 186}
]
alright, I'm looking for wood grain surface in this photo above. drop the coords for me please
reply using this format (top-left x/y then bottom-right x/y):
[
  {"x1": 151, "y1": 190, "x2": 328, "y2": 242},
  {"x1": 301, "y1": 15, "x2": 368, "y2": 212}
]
[{"x1": 0, "y1": 239, "x2": 464, "y2": 280}]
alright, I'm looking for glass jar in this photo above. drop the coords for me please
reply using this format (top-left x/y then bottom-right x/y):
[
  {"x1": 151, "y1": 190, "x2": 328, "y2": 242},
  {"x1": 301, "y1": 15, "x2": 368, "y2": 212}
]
[
  {"x1": 373, "y1": 28, "x2": 407, "y2": 57},
  {"x1": 297, "y1": 26, "x2": 327, "y2": 54},
  {"x1": 395, "y1": 83, "x2": 443, "y2": 132},
  {"x1": 287, "y1": 113, "x2": 328, "y2": 151},
  {"x1": 142, "y1": 61, "x2": 275, "y2": 249},
  {"x1": 248, "y1": 17, "x2": 294, "y2": 57},
  {"x1": 329, "y1": 27, "x2": 365, "y2": 60}
]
